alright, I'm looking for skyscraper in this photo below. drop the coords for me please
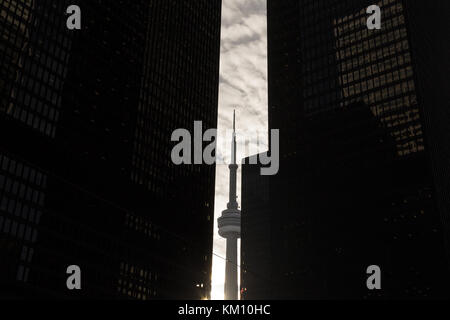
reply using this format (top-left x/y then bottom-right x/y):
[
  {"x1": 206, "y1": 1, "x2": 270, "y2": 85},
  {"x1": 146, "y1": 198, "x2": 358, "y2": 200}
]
[
  {"x1": 0, "y1": 0, "x2": 222, "y2": 299},
  {"x1": 240, "y1": 154, "x2": 271, "y2": 300},
  {"x1": 241, "y1": 0, "x2": 450, "y2": 299}
]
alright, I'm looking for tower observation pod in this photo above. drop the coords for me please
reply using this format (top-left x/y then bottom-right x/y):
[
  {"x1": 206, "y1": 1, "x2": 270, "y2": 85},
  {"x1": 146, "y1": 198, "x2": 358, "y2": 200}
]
[{"x1": 217, "y1": 110, "x2": 241, "y2": 300}]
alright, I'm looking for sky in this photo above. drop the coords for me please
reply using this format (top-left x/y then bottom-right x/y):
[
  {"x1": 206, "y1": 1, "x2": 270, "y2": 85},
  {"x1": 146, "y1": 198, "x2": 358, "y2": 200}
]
[{"x1": 211, "y1": 0, "x2": 268, "y2": 300}]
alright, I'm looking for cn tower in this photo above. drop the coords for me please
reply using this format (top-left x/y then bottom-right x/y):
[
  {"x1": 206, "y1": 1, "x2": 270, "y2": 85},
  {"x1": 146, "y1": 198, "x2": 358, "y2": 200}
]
[{"x1": 218, "y1": 111, "x2": 241, "y2": 300}]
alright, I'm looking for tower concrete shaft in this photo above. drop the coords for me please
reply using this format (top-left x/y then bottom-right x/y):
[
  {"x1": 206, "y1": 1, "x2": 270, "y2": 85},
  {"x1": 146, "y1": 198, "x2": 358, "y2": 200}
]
[{"x1": 225, "y1": 236, "x2": 238, "y2": 300}]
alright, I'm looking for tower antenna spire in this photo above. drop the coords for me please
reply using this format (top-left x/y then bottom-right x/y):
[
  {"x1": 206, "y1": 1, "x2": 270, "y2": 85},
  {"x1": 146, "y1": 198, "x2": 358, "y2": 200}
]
[
  {"x1": 232, "y1": 110, "x2": 237, "y2": 165},
  {"x1": 233, "y1": 109, "x2": 236, "y2": 132}
]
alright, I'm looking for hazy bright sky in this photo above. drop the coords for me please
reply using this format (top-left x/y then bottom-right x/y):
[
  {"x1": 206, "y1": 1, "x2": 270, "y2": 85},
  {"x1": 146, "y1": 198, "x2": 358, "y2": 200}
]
[{"x1": 212, "y1": 0, "x2": 268, "y2": 300}]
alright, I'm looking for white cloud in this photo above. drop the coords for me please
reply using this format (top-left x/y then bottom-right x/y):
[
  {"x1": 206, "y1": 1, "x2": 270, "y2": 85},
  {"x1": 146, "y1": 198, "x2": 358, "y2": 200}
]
[{"x1": 211, "y1": 0, "x2": 268, "y2": 300}]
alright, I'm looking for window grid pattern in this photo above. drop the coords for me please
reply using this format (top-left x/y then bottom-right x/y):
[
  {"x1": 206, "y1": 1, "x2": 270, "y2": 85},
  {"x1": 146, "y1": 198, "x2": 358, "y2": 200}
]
[
  {"x1": 0, "y1": 0, "x2": 72, "y2": 137},
  {"x1": 117, "y1": 262, "x2": 157, "y2": 300},
  {"x1": 131, "y1": 0, "x2": 221, "y2": 195},
  {"x1": 295, "y1": 0, "x2": 424, "y2": 157},
  {"x1": 0, "y1": 153, "x2": 46, "y2": 283},
  {"x1": 334, "y1": 0, "x2": 423, "y2": 156},
  {"x1": 0, "y1": 0, "x2": 221, "y2": 300}
]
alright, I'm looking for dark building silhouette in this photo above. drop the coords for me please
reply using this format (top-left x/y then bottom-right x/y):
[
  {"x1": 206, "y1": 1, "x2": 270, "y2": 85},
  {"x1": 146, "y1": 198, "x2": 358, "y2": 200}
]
[
  {"x1": 240, "y1": 154, "x2": 271, "y2": 300},
  {"x1": 0, "y1": 0, "x2": 222, "y2": 299},
  {"x1": 240, "y1": 0, "x2": 450, "y2": 299}
]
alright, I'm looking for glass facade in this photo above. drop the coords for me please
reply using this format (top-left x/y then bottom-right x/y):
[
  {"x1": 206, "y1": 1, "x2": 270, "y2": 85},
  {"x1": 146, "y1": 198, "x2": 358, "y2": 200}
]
[
  {"x1": 0, "y1": 0, "x2": 221, "y2": 299},
  {"x1": 250, "y1": 0, "x2": 450, "y2": 299},
  {"x1": 333, "y1": 0, "x2": 422, "y2": 156},
  {"x1": 0, "y1": 153, "x2": 45, "y2": 288},
  {"x1": 0, "y1": 0, "x2": 71, "y2": 137}
]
